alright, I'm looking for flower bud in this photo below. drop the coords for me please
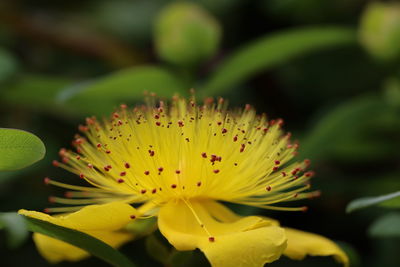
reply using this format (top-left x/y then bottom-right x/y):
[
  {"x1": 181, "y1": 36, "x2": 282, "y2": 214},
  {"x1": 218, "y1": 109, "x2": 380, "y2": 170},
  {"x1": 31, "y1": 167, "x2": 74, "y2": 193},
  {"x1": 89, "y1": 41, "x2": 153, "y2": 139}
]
[
  {"x1": 154, "y1": 2, "x2": 221, "y2": 66},
  {"x1": 359, "y1": 2, "x2": 400, "y2": 62}
]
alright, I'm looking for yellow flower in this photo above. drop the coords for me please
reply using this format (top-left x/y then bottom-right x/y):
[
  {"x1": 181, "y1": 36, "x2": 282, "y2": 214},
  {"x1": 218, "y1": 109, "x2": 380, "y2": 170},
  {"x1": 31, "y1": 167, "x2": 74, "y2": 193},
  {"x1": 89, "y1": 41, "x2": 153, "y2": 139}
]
[{"x1": 19, "y1": 97, "x2": 348, "y2": 266}]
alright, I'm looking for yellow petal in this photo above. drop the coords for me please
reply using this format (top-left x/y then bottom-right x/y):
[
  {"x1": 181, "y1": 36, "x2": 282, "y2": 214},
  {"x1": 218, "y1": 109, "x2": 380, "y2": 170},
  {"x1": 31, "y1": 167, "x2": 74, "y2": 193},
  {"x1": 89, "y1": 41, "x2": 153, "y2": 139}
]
[
  {"x1": 19, "y1": 202, "x2": 139, "y2": 231},
  {"x1": 284, "y1": 228, "x2": 349, "y2": 266},
  {"x1": 33, "y1": 230, "x2": 133, "y2": 264},
  {"x1": 158, "y1": 200, "x2": 287, "y2": 267},
  {"x1": 19, "y1": 202, "x2": 138, "y2": 263}
]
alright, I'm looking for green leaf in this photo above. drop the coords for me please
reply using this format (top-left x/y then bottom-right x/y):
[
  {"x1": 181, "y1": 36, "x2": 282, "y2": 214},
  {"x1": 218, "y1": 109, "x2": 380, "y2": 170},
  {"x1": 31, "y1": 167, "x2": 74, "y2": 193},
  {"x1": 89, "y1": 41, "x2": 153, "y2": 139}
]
[
  {"x1": 0, "y1": 128, "x2": 46, "y2": 171},
  {"x1": 0, "y1": 212, "x2": 29, "y2": 249},
  {"x1": 59, "y1": 65, "x2": 187, "y2": 115},
  {"x1": 22, "y1": 215, "x2": 136, "y2": 267},
  {"x1": 0, "y1": 47, "x2": 18, "y2": 83},
  {"x1": 346, "y1": 191, "x2": 400, "y2": 213},
  {"x1": 368, "y1": 213, "x2": 400, "y2": 238},
  {"x1": 300, "y1": 95, "x2": 383, "y2": 160},
  {"x1": 201, "y1": 26, "x2": 356, "y2": 95},
  {"x1": 1, "y1": 74, "x2": 73, "y2": 114}
]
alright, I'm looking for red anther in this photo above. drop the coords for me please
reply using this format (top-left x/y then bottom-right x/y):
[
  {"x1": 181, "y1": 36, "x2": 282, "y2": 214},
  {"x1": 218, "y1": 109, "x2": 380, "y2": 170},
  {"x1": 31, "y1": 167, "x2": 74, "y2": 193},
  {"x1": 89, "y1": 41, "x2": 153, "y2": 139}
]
[
  {"x1": 43, "y1": 177, "x2": 51, "y2": 185},
  {"x1": 120, "y1": 104, "x2": 127, "y2": 109},
  {"x1": 130, "y1": 215, "x2": 136, "y2": 219},
  {"x1": 148, "y1": 150, "x2": 155, "y2": 156},
  {"x1": 86, "y1": 117, "x2": 95, "y2": 125},
  {"x1": 240, "y1": 144, "x2": 245, "y2": 153},
  {"x1": 201, "y1": 152, "x2": 207, "y2": 158},
  {"x1": 123, "y1": 163, "x2": 130, "y2": 169},
  {"x1": 113, "y1": 113, "x2": 119, "y2": 118},
  {"x1": 222, "y1": 128, "x2": 228, "y2": 134},
  {"x1": 59, "y1": 148, "x2": 67, "y2": 157},
  {"x1": 118, "y1": 178, "x2": 125, "y2": 183},
  {"x1": 291, "y1": 168, "x2": 299, "y2": 175},
  {"x1": 78, "y1": 125, "x2": 88, "y2": 132},
  {"x1": 141, "y1": 189, "x2": 147, "y2": 194},
  {"x1": 97, "y1": 143, "x2": 101, "y2": 148},
  {"x1": 197, "y1": 181, "x2": 202, "y2": 187},
  {"x1": 277, "y1": 119, "x2": 284, "y2": 127},
  {"x1": 52, "y1": 160, "x2": 60, "y2": 167},
  {"x1": 104, "y1": 166, "x2": 110, "y2": 172},
  {"x1": 154, "y1": 114, "x2": 160, "y2": 119},
  {"x1": 272, "y1": 166, "x2": 279, "y2": 171},
  {"x1": 233, "y1": 136, "x2": 238, "y2": 142},
  {"x1": 171, "y1": 184, "x2": 177, "y2": 189},
  {"x1": 87, "y1": 163, "x2": 93, "y2": 169},
  {"x1": 158, "y1": 167, "x2": 164, "y2": 172},
  {"x1": 217, "y1": 121, "x2": 222, "y2": 126},
  {"x1": 158, "y1": 107, "x2": 164, "y2": 113},
  {"x1": 155, "y1": 121, "x2": 161, "y2": 126},
  {"x1": 302, "y1": 207, "x2": 308, "y2": 212},
  {"x1": 234, "y1": 163, "x2": 238, "y2": 166},
  {"x1": 43, "y1": 208, "x2": 50, "y2": 213},
  {"x1": 175, "y1": 170, "x2": 181, "y2": 174},
  {"x1": 305, "y1": 171, "x2": 315, "y2": 178},
  {"x1": 209, "y1": 236, "x2": 215, "y2": 242},
  {"x1": 269, "y1": 120, "x2": 276, "y2": 126},
  {"x1": 178, "y1": 121, "x2": 184, "y2": 127},
  {"x1": 210, "y1": 154, "x2": 217, "y2": 162},
  {"x1": 304, "y1": 159, "x2": 311, "y2": 166},
  {"x1": 76, "y1": 147, "x2": 82, "y2": 153},
  {"x1": 282, "y1": 172, "x2": 287, "y2": 177},
  {"x1": 118, "y1": 120, "x2": 123, "y2": 125},
  {"x1": 245, "y1": 104, "x2": 251, "y2": 111},
  {"x1": 79, "y1": 173, "x2": 85, "y2": 179},
  {"x1": 216, "y1": 156, "x2": 222, "y2": 162},
  {"x1": 287, "y1": 144, "x2": 293, "y2": 149},
  {"x1": 263, "y1": 128, "x2": 268, "y2": 133},
  {"x1": 120, "y1": 172, "x2": 126, "y2": 177},
  {"x1": 106, "y1": 165, "x2": 112, "y2": 169},
  {"x1": 266, "y1": 186, "x2": 272, "y2": 191},
  {"x1": 64, "y1": 192, "x2": 73, "y2": 198},
  {"x1": 144, "y1": 171, "x2": 150, "y2": 175},
  {"x1": 152, "y1": 188, "x2": 157, "y2": 194},
  {"x1": 62, "y1": 157, "x2": 69, "y2": 163},
  {"x1": 106, "y1": 150, "x2": 111, "y2": 154},
  {"x1": 294, "y1": 193, "x2": 298, "y2": 198},
  {"x1": 274, "y1": 160, "x2": 280, "y2": 165},
  {"x1": 76, "y1": 156, "x2": 81, "y2": 160},
  {"x1": 213, "y1": 169, "x2": 220, "y2": 174},
  {"x1": 75, "y1": 138, "x2": 83, "y2": 145},
  {"x1": 48, "y1": 196, "x2": 56, "y2": 203}
]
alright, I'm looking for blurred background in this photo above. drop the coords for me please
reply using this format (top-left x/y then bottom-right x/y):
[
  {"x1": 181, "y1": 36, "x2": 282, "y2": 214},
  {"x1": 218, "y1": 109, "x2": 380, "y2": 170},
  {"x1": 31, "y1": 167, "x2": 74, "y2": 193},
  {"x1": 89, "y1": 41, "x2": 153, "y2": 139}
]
[{"x1": 0, "y1": 0, "x2": 399, "y2": 266}]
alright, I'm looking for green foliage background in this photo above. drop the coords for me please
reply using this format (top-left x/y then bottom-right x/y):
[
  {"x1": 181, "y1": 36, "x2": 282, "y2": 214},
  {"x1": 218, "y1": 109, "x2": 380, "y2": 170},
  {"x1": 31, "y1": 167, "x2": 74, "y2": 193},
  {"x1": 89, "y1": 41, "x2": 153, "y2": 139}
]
[{"x1": 1, "y1": 0, "x2": 400, "y2": 266}]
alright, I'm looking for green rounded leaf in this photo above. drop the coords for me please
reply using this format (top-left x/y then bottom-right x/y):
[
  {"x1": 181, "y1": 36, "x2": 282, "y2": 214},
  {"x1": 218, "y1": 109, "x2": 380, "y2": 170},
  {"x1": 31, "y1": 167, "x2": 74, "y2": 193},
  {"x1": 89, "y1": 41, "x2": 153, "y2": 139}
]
[
  {"x1": 346, "y1": 191, "x2": 400, "y2": 213},
  {"x1": 368, "y1": 213, "x2": 400, "y2": 238},
  {"x1": 154, "y1": 2, "x2": 221, "y2": 66},
  {"x1": 0, "y1": 47, "x2": 18, "y2": 83},
  {"x1": 0, "y1": 128, "x2": 46, "y2": 171},
  {"x1": 22, "y1": 215, "x2": 136, "y2": 267},
  {"x1": 201, "y1": 27, "x2": 356, "y2": 96}
]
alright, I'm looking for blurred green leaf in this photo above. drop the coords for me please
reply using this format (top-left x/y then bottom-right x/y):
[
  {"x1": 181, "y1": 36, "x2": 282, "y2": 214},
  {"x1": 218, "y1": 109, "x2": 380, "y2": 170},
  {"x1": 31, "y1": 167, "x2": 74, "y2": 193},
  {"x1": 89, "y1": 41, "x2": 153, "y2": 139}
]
[
  {"x1": 0, "y1": 128, "x2": 46, "y2": 171},
  {"x1": 300, "y1": 95, "x2": 383, "y2": 160},
  {"x1": 125, "y1": 217, "x2": 157, "y2": 238},
  {"x1": 22, "y1": 215, "x2": 136, "y2": 267},
  {"x1": 1, "y1": 74, "x2": 72, "y2": 113},
  {"x1": 145, "y1": 235, "x2": 170, "y2": 265},
  {"x1": 384, "y1": 77, "x2": 400, "y2": 108},
  {"x1": 59, "y1": 66, "x2": 187, "y2": 115},
  {"x1": 0, "y1": 47, "x2": 17, "y2": 83},
  {"x1": 201, "y1": 27, "x2": 356, "y2": 96},
  {"x1": 0, "y1": 212, "x2": 28, "y2": 249},
  {"x1": 368, "y1": 213, "x2": 400, "y2": 238},
  {"x1": 169, "y1": 250, "x2": 194, "y2": 267},
  {"x1": 154, "y1": 2, "x2": 221, "y2": 66},
  {"x1": 346, "y1": 191, "x2": 400, "y2": 213}
]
